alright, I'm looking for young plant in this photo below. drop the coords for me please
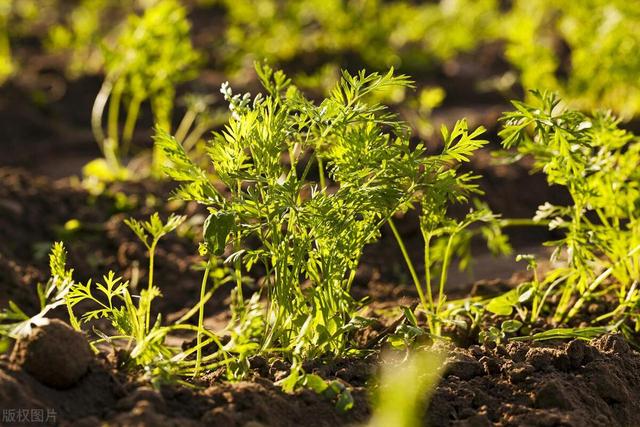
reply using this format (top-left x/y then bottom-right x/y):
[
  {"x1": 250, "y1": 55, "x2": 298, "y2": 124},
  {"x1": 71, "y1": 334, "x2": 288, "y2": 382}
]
[
  {"x1": 492, "y1": 91, "x2": 640, "y2": 337},
  {"x1": 123, "y1": 213, "x2": 186, "y2": 331},
  {"x1": 89, "y1": 0, "x2": 200, "y2": 178},
  {"x1": 157, "y1": 64, "x2": 487, "y2": 362},
  {"x1": 64, "y1": 213, "x2": 191, "y2": 373},
  {"x1": 391, "y1": 181, "x2": 515, "y2": 335},
  {"x1": 0, "y1": 243, "x2": 76, "y2": 343}
]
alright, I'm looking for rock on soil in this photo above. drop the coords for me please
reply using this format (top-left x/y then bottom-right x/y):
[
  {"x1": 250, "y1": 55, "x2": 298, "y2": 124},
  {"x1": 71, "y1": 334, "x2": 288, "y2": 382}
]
[{"x1": 10, "y1": 319, "x2": 93, "y2": 389}]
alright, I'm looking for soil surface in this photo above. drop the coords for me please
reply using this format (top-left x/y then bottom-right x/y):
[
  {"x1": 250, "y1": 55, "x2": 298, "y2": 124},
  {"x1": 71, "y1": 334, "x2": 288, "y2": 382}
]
[{"x1": 2, "y1": 324, "x2": 640, "y2": 426}]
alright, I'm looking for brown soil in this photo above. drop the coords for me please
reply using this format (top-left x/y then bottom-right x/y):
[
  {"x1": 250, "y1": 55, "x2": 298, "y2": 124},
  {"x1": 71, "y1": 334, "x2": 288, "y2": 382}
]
[{"x1": 2, "y1": 325, "x2": 640, "y2": 426}]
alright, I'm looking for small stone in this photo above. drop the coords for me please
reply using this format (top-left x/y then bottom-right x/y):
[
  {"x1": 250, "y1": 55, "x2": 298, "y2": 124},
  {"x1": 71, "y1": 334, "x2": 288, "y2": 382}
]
[{"x1": 10, "y1": 319, "x2": 92, "y2": 389}]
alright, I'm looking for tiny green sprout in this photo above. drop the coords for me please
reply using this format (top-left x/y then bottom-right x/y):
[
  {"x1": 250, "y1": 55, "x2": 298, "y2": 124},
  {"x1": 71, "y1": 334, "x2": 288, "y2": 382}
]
[
  {"x1": 392, "y1": 195, "x2": 517, "y2": 336},
  {"x1": 63, "y1": 213, "x2": 203, "y2": 377},
  {"x1": 480, "y1": 319, "x2": 522, "y2": 345},
  {"x1": 0, "y1": 242, "x2": 76, "y2": 340},
  {"x1": 124, "y1": 213, "x2": 186, "y2": 331}
]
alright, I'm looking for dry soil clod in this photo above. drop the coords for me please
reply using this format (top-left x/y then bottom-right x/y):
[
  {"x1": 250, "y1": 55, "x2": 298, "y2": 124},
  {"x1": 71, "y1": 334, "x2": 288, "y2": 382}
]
[{"x1": 10, "y1": 319, "x2": 93, "y2": 389}]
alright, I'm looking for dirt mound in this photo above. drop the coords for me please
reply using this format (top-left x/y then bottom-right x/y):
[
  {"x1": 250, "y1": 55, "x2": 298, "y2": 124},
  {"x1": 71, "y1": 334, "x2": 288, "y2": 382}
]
[{"x1": 429, "y1": 335, "x2": 640, "y2": 426}]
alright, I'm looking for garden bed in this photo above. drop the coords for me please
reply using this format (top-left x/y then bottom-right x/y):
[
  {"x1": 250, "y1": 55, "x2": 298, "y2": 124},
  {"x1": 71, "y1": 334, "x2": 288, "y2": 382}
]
[
  {"x1": 1, "y1": 164, "x2": 638, "y2": 426},
  {"x1": 2, "y1": 2, "x2": 640, "y2": 426}
]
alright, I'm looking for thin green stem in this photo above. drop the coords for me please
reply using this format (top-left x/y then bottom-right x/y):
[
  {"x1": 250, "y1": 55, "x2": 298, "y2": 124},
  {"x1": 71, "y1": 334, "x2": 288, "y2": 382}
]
[
  {"x1": 175, "y1": 108, "x2": 197, "y2": 144},
  {"x1": 436, "y1": 233, "x2": 456, "y2": 315},
  {"x1": 195, "y1": 259, "x2": 212, "y2": 376},
  {"x1": 234, "y1": 227, "x2": 245, "y2": 310},
  {"x1": 182, "y1": 121, "x2": 211, "y2": 152},
  {"x1": 389, "y1": 219, "x2": 428, "y2": 311},
  {"x1": 423, "y1": 233, "x2": 434, "y2": 309},
  {"x1": 318, "y1": 157, "x2": 326, "y2": 189},
  {"x1": 146, "y1": 241, "x2": 156, "y2": 333},
  {"x1": 122, "y1": 96, "x2": 142, "y2": 157},
  {"x1": 91, "y1": 79, "x2": 113, "y2": 154},
  {"x1": 567, "y1": 243, "x2": 640, "y2": 320},
  {"x1": 107, "y1": 80, "x2": 124, "y2": 155},
  {"x1": 498, "y1": 218, "x2": 550, "y2": 228}
]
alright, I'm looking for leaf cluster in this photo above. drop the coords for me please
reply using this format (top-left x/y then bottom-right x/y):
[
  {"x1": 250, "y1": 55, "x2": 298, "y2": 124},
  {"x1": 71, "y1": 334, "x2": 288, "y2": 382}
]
[{"x1": 159, "y1": 63, "x2": 488, "y2": 359}]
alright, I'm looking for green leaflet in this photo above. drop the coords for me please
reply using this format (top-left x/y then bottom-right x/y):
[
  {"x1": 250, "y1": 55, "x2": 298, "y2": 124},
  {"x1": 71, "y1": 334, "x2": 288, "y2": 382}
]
[{"x1": 203, "y1": 211, "x2": 235, "y2": 256}]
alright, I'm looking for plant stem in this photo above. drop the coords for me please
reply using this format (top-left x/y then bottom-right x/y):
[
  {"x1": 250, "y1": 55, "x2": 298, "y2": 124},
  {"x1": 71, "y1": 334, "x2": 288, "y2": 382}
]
[
  {"x1": 436, "y1": 233, "x2": 455, "y2": 315},
  {"x1": 567, "y1": 243, "x2": 640, "y2": 320},
  {"x1": 122, "y1": 96, "x2": 142, "y2": 157},
  {"x1": 107, "y1": 79, "x2": 124, "y2": 156},
  {"x1": 146, "y1": 241, "x2": 156, "y2": 333},
  {"x1": 388, "y1": 219, "x2": 428, "y2": 311},
  {"x1": 91, "y1": 79, "x2": 113, "y2": 153},
  {"x1": 195, "y1": 259, "x2": 211, "y2": 376},
  {"x1": 318, "y1": 158, "x2": 326, "y2": 189},
  {"x1": 182, "y1": 121, "x2": 210, "y2": 152},
  {"x1": 423, "y1": 233, "x2": 434, "y2": 308},
  {"x1": 498, "y1": 218, "x2": 550, "y2": 228},
  {"x1": 175, "y1": 108, "x2": 197, "y2": 144}
]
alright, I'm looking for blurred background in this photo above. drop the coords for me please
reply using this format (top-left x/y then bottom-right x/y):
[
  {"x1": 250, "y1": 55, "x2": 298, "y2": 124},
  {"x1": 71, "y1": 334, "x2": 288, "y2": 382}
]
[{"x1": 1, "y1": 0, "x2": 639, "y2": 176}]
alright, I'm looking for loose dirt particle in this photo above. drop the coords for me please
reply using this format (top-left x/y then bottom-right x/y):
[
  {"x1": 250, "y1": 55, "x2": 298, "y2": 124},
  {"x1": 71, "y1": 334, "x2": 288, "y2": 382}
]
[
  {"x1": 479, "y1": 356, "x2": 501, "y2": 375},
  {"x1": 593, "y1": 334, "x2": 630, "y2": 355},
  {"x1": 507, "y1": 362, "x2": 535, "y2": 383}
]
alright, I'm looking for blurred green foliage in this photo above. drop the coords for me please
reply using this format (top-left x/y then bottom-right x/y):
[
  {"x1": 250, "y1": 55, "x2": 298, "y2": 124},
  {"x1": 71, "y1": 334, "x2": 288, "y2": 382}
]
[
  {"x1": 1, "y1": 0, "x2": 640, "y2": 118},
  {"x1": 47, "y1": 0, "x2": 132, "y2": 77},
  {"x1": 216, "y1": 0, "x2": 640, "y2": 117},
  {"x1": 218, "y1": 0, "x2": 500, "y2": 73},
  {"x1": 88, "y1": 0, "x2": 201, "y2": 178},
  {"x1": 504, "y1": 0, "x2": 640, "y2": 118}
]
